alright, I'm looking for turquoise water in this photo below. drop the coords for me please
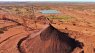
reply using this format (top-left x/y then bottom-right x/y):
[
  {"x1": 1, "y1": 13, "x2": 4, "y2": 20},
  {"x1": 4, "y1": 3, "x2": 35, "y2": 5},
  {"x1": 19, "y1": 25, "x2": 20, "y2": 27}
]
[{"x1": 39, "y1": 10, "x2": 60, "y2": 14}]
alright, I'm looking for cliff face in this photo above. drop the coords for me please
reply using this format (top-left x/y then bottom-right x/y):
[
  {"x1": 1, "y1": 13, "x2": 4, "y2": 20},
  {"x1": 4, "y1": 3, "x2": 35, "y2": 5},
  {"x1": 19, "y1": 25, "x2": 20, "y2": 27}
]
[{"x1": 21, "y1": 24, "x2": 83, "y2": 53}]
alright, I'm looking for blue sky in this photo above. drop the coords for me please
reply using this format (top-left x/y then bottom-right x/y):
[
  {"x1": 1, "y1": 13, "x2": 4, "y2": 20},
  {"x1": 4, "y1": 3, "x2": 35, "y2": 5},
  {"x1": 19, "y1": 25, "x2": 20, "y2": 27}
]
[{"x1": 0, "y1": 0, "x2": 95, "y2": 2}]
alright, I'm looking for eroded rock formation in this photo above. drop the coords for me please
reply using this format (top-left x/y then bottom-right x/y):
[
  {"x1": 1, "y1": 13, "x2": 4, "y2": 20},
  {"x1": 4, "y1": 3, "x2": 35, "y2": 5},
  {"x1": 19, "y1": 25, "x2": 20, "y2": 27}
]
[{"x1": 20, "y1": 24, "x2": 83, "y2": 53}]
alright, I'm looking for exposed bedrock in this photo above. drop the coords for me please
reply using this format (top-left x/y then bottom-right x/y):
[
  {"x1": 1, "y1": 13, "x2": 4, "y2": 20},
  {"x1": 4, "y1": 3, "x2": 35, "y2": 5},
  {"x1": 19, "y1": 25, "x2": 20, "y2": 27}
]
[{"x1": 19, "y1": 24, "x2": 84, "y2": 53}]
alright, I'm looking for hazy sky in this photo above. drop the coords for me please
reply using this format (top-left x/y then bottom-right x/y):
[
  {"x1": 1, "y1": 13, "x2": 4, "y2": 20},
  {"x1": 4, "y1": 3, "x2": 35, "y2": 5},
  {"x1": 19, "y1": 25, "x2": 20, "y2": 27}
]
[{"x1": 0, "y1": 0, "x2": 95, "y2": 2}]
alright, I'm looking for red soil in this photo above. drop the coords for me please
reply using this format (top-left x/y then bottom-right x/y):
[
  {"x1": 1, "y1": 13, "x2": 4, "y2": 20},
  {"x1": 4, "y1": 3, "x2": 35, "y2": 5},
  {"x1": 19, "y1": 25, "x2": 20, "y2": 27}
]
[{"x1": 0, "y1": 5, "x2": 95, "y2": 53}]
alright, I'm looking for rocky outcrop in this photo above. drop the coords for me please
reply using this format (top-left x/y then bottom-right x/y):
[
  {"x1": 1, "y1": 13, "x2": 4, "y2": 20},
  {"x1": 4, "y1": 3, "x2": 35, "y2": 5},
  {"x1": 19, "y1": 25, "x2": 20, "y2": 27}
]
[{"x1": 20, "y1": 24, "x2": 83, "y2": 53}]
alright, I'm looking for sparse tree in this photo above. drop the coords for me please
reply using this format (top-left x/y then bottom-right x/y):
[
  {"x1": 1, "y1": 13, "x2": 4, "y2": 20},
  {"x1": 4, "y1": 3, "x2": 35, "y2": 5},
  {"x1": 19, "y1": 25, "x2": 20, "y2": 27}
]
[{"x1": 31, "y1": 5, "x2": 37, "y2": 29}]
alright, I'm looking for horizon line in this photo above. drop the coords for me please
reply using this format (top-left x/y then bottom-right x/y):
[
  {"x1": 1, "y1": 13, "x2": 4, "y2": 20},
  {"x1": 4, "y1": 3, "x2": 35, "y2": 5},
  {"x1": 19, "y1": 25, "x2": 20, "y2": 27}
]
[{"x1": 0, "y1": 1, "x2": 95, "y2": 3}]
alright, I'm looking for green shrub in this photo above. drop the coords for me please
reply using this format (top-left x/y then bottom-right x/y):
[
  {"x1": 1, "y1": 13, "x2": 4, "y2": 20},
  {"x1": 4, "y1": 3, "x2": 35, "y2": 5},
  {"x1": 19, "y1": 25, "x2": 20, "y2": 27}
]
[{"x1": 48, "y1": 15, "x2": 74, "y2": 20}]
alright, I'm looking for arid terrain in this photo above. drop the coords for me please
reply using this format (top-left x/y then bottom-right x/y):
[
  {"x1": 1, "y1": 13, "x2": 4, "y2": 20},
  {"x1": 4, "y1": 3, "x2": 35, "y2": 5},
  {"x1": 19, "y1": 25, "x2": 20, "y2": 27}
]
[{"x1": 0, "y1": 2, "x2": 95, "y2": 53}]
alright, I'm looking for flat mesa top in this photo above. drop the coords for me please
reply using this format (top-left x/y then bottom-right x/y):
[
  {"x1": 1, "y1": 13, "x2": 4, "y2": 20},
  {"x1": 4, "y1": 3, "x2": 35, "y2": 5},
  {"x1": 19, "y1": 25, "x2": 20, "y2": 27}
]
[{"x1": 39, "y1": 10, "x2": 60, "y2": 14}]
